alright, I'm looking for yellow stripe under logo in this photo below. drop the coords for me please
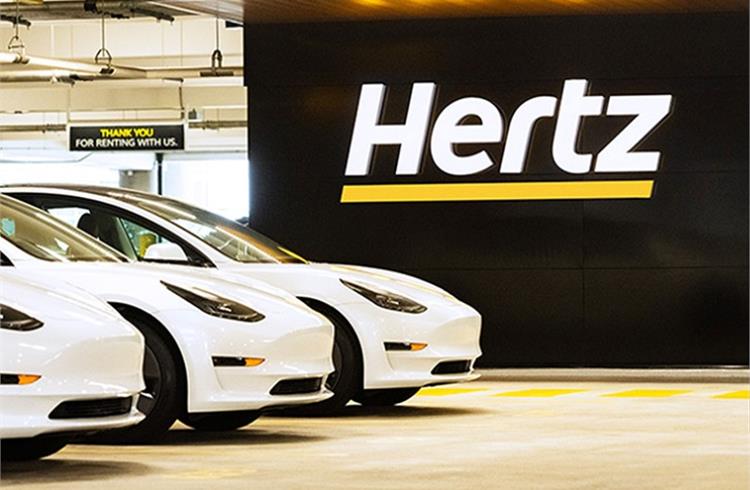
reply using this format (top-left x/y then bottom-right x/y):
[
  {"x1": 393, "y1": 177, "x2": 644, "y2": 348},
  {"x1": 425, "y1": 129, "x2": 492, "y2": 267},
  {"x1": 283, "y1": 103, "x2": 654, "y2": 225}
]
[{"x1": 340, "y1": 180, "x2": 654, "y2": 203}]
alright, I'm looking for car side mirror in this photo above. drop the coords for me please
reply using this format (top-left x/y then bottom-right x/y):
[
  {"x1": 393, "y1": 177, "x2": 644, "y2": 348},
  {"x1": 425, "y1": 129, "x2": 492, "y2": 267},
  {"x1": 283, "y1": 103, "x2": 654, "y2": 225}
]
[{"x1": 143, "y1": 242, "x2": 189, "y2": 262}]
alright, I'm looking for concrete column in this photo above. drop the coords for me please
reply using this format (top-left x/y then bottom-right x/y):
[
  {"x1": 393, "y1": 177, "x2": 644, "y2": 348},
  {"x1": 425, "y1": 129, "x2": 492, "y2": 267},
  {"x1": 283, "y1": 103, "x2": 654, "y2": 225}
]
[{"x1": 119, "y1": 169, "x2": 157, "y2": 192}]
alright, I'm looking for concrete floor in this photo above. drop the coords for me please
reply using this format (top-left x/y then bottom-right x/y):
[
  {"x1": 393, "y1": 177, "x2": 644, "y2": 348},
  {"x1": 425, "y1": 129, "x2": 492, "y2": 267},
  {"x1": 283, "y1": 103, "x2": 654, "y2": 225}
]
[{"x1": 3, "y1": 380, "x2": 748, "y2": 489}]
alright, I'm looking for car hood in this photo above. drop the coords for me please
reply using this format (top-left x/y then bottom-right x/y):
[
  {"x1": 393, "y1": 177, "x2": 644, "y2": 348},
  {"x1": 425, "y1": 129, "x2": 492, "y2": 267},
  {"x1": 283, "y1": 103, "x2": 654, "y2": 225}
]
[
  {"x1": 219, "y1": 262, "x2": 468, "y2": 309},
  {"x1": 313, "y1": 263, "x2": 456, "y2": 298},
  {"x1": 16, "y1": 261, "x2": 317, "y2": 317},
  {"x1": 0, "y1": 269, "x2": 127, "y2": 323}
]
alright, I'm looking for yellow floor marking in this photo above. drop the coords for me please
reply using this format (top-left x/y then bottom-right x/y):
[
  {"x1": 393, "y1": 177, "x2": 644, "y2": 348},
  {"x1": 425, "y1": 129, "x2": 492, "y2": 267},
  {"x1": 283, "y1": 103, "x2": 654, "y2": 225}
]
[
  {"x1": 494, "y1": 389, "x2": 587, "y2": 397},
  {"x1": 167, "y1": 468, "x2": 257, "y2": 480},
  {"x1": 713, "y1": 390, "x2": 750, "y2": 399},
  {"x1": 603, "y1": 389, "x2": 691, "y2": 398},
  {"x1": 417, "y1": 387, "x2": 488, "y2": 396}
]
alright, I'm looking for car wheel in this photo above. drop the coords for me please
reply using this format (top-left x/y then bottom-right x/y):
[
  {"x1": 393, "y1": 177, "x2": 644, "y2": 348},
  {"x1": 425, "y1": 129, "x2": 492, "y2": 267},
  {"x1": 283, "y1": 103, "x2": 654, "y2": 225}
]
[
  {"x1": 95, "y1": 316, "x2": 183, "y2": 444},
  {"x1": 0, "y1": 438, "x2": 67, "y2": 461},
  {"x1": 179, "y1": 411, "x2": 260, "y2": 431},
  {"x1": 353, "y1": 388, "x2": 421, "y2": 406},
  {"x1": 285, "y1": 304, "x2": 362, "y2": 415}
]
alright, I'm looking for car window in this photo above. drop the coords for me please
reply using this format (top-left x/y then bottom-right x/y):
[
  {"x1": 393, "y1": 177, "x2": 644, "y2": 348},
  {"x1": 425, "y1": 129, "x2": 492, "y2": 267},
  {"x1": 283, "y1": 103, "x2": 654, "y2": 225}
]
[
  {"x1": 117, "y1": 216, "x2": 179, "y2": 260},
  {"x1": 9, "y1": 192, "x2": 225, "y2": 268},
  {"x1": 106, "y1": 192, "x2": 307, "y2": 264},
  {"x1": 48, "y1": 206, "x2": 88, "y2": 228},
  {"x1": 0, "y1": 196, "x2": 127, "y2": 263},
  {"x1": 47, "y1": 205, "x2": 139, "y2": 260},
  {"x1": 45, "y1": 203, "x2": 186, "y2": 261}
]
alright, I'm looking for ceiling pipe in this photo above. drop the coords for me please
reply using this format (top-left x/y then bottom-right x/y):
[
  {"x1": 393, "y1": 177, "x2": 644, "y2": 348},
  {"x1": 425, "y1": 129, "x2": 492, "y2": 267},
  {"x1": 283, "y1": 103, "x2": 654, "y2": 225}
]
[
  {"x1": 7, "y1": 0, "x2": 185, "y2": 21},
  {"x1": 0, "y1": 52, "x2": 242, "y2": 81},
  {"x1": 0, "y1": 120, "x2": 247, "y2": 133},
  {"x1": 0, "y1": 70, "x2": 97, "y2": 83},
  {"x1": 191, "y1": 120, "x2": 246, "y2": 130},
  {"x1": 0, "y1": 52, "x2": 23, "y2": 64},
  {"x1": 0, "y1": 66, "x2": 243, "y2": 82},
  {"x1": 156, "y1": 66, "x2": 242, "y2": 79},
  {"x1": 146, "y1": 1, "x2": 241, "y2": 21},
  {"x1": 0, "y1": 124, "x2": 67, "y2": 133},
  {"x1": 0, "y1": 53, "x2": 147, "y2": 78}
]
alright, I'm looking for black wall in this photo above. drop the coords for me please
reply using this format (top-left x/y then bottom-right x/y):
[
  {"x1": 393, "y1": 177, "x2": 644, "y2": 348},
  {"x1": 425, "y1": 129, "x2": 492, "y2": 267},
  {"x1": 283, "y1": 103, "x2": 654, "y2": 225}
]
[{"x1": 244, "y1": 13, "x2": 749, "y2": 367}]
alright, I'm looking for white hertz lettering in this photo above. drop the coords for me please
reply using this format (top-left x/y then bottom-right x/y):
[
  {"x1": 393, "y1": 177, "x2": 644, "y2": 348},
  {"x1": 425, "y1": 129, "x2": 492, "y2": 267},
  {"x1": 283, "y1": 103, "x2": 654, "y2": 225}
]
[{"x1": 341, "y1": 79, "x2": 673, "y2": 203}]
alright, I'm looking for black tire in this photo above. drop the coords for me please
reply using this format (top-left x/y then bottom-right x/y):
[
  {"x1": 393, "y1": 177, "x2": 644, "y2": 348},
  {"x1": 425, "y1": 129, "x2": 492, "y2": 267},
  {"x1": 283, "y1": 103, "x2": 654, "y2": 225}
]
[
  {"x1": 179, "y1": 411, "x2": 260, "y2": 431},
  {"x1": 1, "y1": 438, "x2": 67, "y2": 461},
  {"x1": 286, "y1": 301, "x2": 362, "y2": 415},
  {"x1": 353, "y1": 388, "x2": 421, "y2": 407},
  {"x1": 94, "y1": 314, "x2": 184, "y2": 444}
]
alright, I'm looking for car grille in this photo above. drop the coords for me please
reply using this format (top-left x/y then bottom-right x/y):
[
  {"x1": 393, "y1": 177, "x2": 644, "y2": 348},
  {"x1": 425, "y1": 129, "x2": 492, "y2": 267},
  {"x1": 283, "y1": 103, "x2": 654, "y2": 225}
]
[
  {"x1": 270, "y1": 377, "x2": 323, "y2": 395},
  {"x1": 431, "y1": 360, "x2": 472, "y2": 375},
  {"x1": 48, "y1": 396, "x2": 133, "y2": 420}
]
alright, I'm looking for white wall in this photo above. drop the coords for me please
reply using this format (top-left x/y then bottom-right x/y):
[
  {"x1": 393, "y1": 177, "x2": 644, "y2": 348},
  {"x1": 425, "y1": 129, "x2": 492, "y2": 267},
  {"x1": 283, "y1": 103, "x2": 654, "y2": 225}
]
[
  {"x1": 162, "y1": 154, "x2": 249, "y2": 219},
  {"x1": 0, "y1": 162, "x2": 120, "y2": 186}
]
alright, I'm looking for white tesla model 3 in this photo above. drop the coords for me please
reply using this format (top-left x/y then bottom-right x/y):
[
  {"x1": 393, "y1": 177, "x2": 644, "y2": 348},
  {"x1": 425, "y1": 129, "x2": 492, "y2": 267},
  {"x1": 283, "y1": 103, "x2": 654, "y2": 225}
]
[
  {"x1": 0, "y1": 270, "x2": 145, "y2": 460},
  {"x1": 2, "y1": 185, "x2": 483, "y2": 411},
  {"x1": 0, "y1": 194, "x2": 334, "y2": 441}
]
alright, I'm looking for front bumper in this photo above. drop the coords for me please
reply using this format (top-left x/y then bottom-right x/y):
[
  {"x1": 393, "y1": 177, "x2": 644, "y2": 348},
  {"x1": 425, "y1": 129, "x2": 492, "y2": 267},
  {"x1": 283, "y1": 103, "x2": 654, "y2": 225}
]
[
  {"x1": 157, "y1": 310, "x2": 335, "y2": 413},
  {"x1": 0, "y1": 330, "x2": 145, "y2": 439},
  {"x1": 0, "y1": 394, "x2": 144, "y2": 440},
  {"x1": 337, "y1": 301, "x2": 483, "y2": 390}
]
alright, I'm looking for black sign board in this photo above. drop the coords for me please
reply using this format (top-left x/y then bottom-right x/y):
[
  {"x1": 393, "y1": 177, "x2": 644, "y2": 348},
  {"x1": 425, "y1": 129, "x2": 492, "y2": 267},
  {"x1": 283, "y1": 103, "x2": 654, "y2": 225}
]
[
  {"x1": 68, "y1": 124, "x2": 185, "y2": 151},
  {"x1": 245, "y1": 13, "x2": 749, "y2": 367}
]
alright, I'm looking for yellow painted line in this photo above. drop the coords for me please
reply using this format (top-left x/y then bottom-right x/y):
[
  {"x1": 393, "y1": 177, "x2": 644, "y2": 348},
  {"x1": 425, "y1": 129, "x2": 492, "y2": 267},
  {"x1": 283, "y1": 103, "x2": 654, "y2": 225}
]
[
  {"x1": 340, "y1": 180, "x2": 654, "y2": 203},
  {"x1": 603, "y1": 389, "x2": 691, "y2": 398},
  {"x1": 417, "y1": 387, "x2": 488, "y2": 396},
  {"x1": 494, "y1": 389, "x2": 587, "y2": 398},
  {"x1": 713, "y1": 390, "x2": 750, "y2": 399},
  {"x1": 167, "y1": 468, "x2": 258, "y2": 480}
]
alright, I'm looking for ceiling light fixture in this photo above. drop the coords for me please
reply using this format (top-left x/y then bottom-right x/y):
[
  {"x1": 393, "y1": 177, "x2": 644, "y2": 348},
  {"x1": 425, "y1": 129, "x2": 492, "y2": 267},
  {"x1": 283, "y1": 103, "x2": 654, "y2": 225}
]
[
  {"x1": 94, "y1": 13, "x2": 115, "y2": 75},
  {"x1": 5, "y1": 0, "x2": 26, "y2": 55},
  {"x1": 200, "y1": 14, "x2": 234, "y2": 77}
]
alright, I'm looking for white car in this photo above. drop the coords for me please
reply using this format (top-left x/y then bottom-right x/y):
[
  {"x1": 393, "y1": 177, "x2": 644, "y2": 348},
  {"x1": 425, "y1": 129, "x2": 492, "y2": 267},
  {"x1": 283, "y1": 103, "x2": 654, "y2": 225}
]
[
  {"x1": 0, "y1": 270, "x2": 145, "y2": 460},
  {"x1": 2, "y1": 185, "x2": 483, "y2": 411},
  {"x1": 0, "y1": 194, "x2": 334, "y2": 441}
]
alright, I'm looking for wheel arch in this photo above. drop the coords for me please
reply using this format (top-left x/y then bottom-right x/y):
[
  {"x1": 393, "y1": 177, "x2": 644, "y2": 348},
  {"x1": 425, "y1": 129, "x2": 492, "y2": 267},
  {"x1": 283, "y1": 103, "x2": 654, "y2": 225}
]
[
  {"x1": 297, "y1": 297, "x2": 364, "y2": 383},
  {"x1": 109, "y1": 302, "x2": 189, "y2": 411}
]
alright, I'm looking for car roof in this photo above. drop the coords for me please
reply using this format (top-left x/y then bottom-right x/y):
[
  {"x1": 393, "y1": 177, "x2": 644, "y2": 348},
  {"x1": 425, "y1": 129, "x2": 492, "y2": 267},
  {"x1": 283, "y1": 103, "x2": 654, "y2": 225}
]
[{"x1": 0, "y1": 183, "x2": 148, "y2": 199}]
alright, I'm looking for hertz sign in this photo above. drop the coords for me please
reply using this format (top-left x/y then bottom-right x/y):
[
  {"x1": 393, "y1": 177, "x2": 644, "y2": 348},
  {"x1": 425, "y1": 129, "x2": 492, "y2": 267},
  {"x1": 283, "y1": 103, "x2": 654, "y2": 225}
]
[
  {"x1": 69, "y1": 124, "x2": 185, "y2": 152},
  {"x1": 342, "y1": 79, "x2": 673, "y2": 203}
]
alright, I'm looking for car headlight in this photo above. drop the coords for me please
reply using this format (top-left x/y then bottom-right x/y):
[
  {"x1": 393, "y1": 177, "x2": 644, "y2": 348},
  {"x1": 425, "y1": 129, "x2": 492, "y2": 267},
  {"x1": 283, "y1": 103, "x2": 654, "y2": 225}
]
[
  {"x1": 340, "y1": 280, "x2": 427, "y2": 314},
  {"x1": 0, "y1": 305, "x2": 44, "y2": 331},
  {"x1": 161, "y1": 281, "x2": 265, "y2": 322}
]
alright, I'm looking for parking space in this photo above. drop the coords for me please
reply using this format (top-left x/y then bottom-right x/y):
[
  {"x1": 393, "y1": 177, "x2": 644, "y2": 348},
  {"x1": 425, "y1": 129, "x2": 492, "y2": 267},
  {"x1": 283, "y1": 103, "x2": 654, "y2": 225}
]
[{"x1": 4, "y1": 380, "x2": 748, "y2": 490}]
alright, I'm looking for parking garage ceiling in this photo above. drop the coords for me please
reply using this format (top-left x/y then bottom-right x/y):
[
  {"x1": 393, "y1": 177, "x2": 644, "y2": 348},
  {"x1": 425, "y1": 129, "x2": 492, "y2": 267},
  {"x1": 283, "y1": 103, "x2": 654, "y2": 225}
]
[
  {"x1": 237, "y1": 0, "x2": 748, "y2": 23},
  {"x1": 0, "y1": 1, "x2": 188, "y2": 21},
  {"x1": 1, "y1": 0, "x2": 746, "y2": 24}
]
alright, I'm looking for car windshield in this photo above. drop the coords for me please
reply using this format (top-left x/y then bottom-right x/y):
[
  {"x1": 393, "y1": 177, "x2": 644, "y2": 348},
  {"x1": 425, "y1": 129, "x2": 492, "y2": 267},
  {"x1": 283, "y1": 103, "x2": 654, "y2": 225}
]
[
  {"x1": 104, "y1": 191, "x2": 306, "y2": 264},
  {"x1": 0, "y1": 195, "x2": 128, "y2": 263}
]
